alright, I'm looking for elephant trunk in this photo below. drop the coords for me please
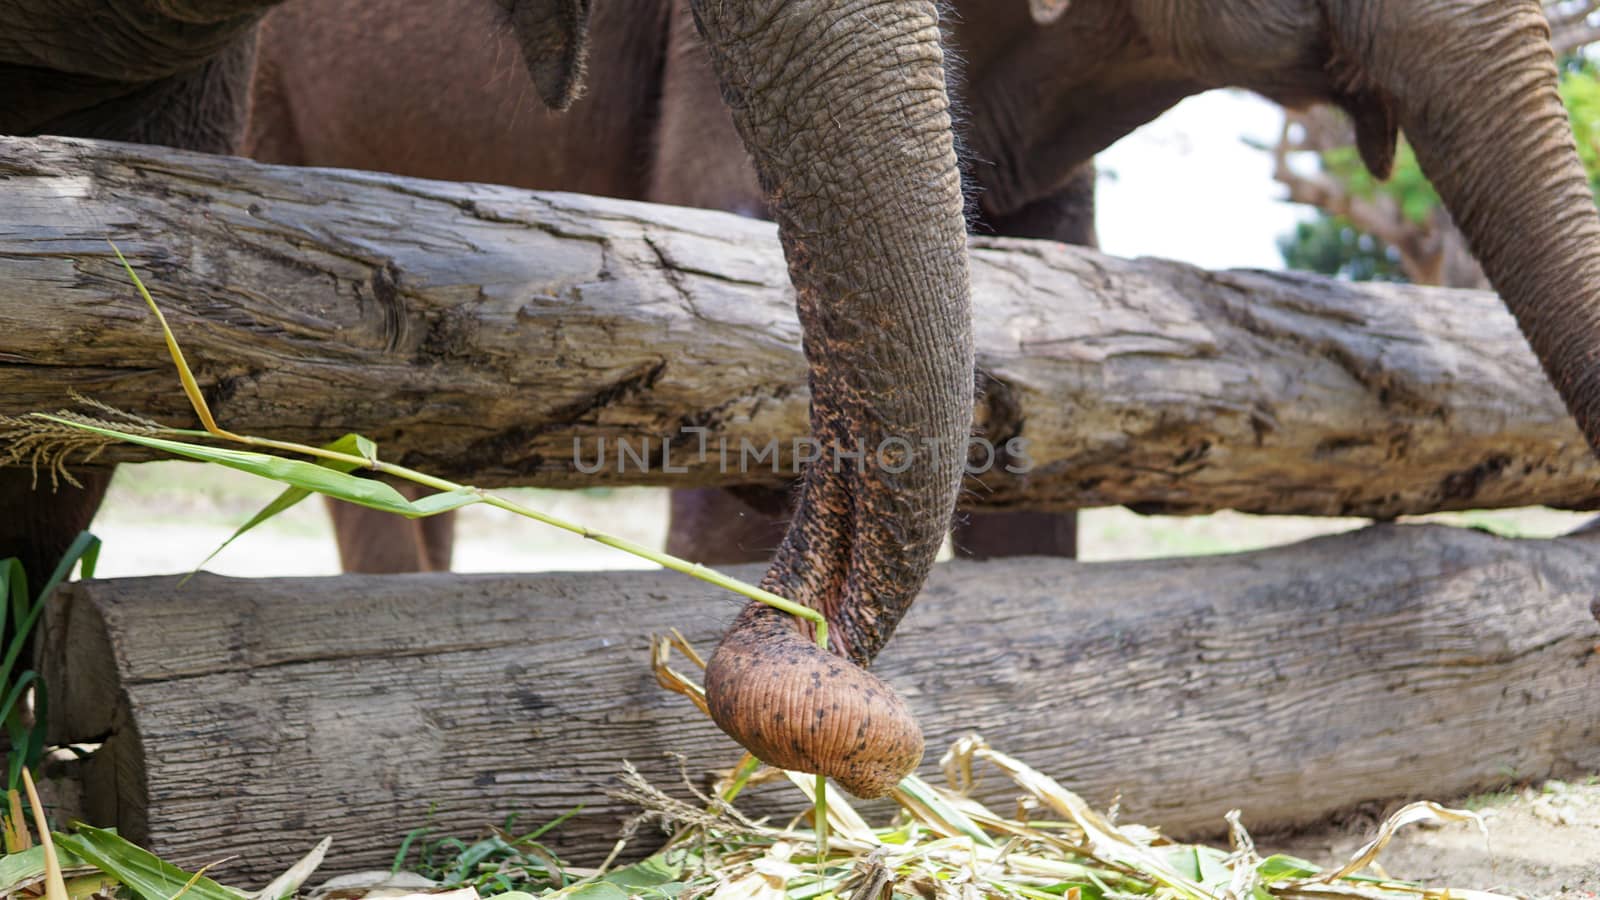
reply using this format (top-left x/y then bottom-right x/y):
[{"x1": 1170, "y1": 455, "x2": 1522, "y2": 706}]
[
  {"x1": 689, "y1": 0, "x2": 973, "y2": 797},
  {"x1": 1348, "y1": 2, "x2": 1600, "y2": 447}
]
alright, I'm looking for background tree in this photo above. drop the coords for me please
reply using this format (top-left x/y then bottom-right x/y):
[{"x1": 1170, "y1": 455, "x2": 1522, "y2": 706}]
[{"x1": 1274, "y1": 0, "x2": 1600, "y2": 286}]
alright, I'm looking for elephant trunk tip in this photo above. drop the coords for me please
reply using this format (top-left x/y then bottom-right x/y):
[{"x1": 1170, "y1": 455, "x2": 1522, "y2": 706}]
[{"x1": 704, "y1": 605, "x2": 924, "y2": 799}]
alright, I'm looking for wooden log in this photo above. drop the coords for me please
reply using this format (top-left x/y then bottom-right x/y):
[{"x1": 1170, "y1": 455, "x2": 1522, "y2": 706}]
[
  {"x1": 42, "y1": 524, "x2": 1600, "y2": 884},
  {"x1": 2, "y1": 135, "x2": 1598, "y2": 517}
]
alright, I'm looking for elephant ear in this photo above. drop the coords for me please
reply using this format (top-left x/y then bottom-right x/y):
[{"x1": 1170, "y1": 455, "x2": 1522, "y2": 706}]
[
  {"x1": 1029, "y1": 0, "x2": 1070, "y2": 24},
  {"x1": 504, "y1": 0, "x2": 592, "y2": 111}
]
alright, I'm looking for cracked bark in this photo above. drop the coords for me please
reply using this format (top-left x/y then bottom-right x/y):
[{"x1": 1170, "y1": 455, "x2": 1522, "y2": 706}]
[
  {"x1": 41, "y1": 524, "x2": 1600, "y2": 881},
  {"x1": 4, "y1": 135, "x2": 1600, "y2": 517}
]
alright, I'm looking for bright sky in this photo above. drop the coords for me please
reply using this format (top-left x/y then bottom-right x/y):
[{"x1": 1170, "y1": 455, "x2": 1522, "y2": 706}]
[{"x1": 1095, "y1": 90, "x2": 1308, "y2": 270}]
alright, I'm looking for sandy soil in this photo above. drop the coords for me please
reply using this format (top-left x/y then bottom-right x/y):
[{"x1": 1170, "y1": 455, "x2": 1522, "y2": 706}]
[{"x1": 1270, "y1": 780, "x2": 1600, "y2": 898}]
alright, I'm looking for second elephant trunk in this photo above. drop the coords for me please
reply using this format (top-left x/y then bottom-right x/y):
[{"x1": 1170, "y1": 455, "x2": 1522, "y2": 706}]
[
  {"x1": 1345, "y1": 1, "x2": 1600, "y2": 448},
  {"x1": 689, "y1": 0, "x2": 973, "y2": 796}
]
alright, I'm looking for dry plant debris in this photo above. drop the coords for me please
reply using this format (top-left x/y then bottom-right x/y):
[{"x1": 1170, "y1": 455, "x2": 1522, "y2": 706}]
[{"x1": 0, "y1": 634, "x2": 1526, "y2": 900}]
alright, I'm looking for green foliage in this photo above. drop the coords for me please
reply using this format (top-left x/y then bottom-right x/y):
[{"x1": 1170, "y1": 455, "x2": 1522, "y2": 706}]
[
  {"x1": 1280, "y1": 60, "x2": 1600, "y2": 281},
  {"x1": 393, "y1": 811, "x2": 582, "y2": 894},
  {"x1": 0, "y1": 532, "x2": 99, "y2": 792},
  {"x1": 387, "y1": 812, "x2": 701, "y2": 900},
  {"x1": 1560, "y1": 60, "x2": 1600, "y2": 195},
  {"x1": 1276, "y1": 215, "x2": 1407, "y2": 282},
  {"x1": 53, "y1": 824, "x2": 247, "y2": 900}
]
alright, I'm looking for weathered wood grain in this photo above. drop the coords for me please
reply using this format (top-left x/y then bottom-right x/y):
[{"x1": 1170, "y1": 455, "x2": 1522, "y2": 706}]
[
  {"x1": 1, "y1": 136, "x2": 1599, "y2": 516},
  {"x1": 41, "y1": 524, "x2": 1600, "y2": 884}
]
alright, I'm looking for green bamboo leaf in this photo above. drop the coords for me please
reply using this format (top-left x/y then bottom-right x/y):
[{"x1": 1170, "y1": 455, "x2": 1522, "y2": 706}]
[
  {"x1": 407, "y1": 489, "x2": 484, "y2": 517},
  {"x1": 190, "y1": 434, "x2": 379, "y2": 575},
  {"x1": 54, "y1": 825, "x2": 247, "y2": 900},
  {"x1": 39, "y1": 418, "x2": 419, "y2": 514},
  {"x1": 0, "y1": 842, "x2": 90, "y2": 891}
]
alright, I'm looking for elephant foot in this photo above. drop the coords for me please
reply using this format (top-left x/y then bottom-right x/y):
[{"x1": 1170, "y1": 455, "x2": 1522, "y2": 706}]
[{"x1": 953, "y1": 510, "x2": 1077, "y2": 560}]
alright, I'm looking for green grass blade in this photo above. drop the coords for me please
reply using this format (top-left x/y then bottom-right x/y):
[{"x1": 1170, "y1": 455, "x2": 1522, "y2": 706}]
[
  {"x1": 2, "y1": 534, "x2": 96, "y2": 790},
  {"x1": 0, "y1": 672, "x2": 39, "y2": 728},
  {"x1": 0, "y1": 601, "x2": 50, "y2": 715},
  {"x1": 37, "y1": 533, "x2": 101, "y2": 602},
  {"x1": 389, "y1": 827, "x2": 433, "y2": 874},
  {"x1": 54, "y1": 825, "x2": 247, "y2": 900},
  {"x1": 76, "y1": 540, "x2": 99, "y2": 581},
  {"x1": 443, "y1": 836, "x2": 512, "y2": 884},
  {"x1": 190, "y1": 485, "x2": 315, "y2": 575},
  {"x1": 507, "y1": 806, "x2": 583, "y2": 847},
  {"x1": 23, "y1": 684, "x2": 47, "y2": 786},
  {"x1": 6, "y1": 714, "x2": 27, "y2": 791},
  {"x1": 0, "y1": 559, "x2": 24, "y2": 664},
  {"x1": 108, "y1": 244, "x2": 235, "y2": 441},
  {"x1": 3, "y1": 559, "x2": 27, "y2": 648}
]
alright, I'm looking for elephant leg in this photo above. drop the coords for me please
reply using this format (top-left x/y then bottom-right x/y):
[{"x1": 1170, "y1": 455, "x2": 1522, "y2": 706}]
[
  {"x1": 664, "y1": 486, "x2": 792, "y2": 564},
  {"x1": 0, "y1": 467, "x2": 112, "y2": 594},
  {"x1": 4, "y1": 33, "x2": 259, "y2": 590},
  {"x1": 650, "y1": 0, "x2": 784, "y2": 564},
  {"x1": 952, "y1": 510, "x2": 1078, "y2": 561},
  {"x1": 955, "y1": 163, "x2": 1098, "y2": 560},
  {"x1": 325, "y1": 479, "x2": 454, "y2": 573}
]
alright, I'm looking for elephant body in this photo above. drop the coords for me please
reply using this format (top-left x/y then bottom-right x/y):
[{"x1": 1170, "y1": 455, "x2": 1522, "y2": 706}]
[
  {"x1": 243, "y1": 0, "x2": 1091, "y2": 571},
  {"x1": 5, "y1": 0, "x2": 1600, "y2": 797},
  {"x1": 243, "y1": 0, "x2": 1600, "y2": 576},
  {"x1": 3, "y1": 0, "x2": 979, "y2": 796},
  {"x1": 959, "y1": 2, "x2": 1600, "y2": 473}
]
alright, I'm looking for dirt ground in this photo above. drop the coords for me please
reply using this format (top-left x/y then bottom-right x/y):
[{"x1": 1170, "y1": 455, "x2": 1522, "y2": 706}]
[{"x1": 1267, "y1": 780, "x2": 1600, "y2": 898}]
